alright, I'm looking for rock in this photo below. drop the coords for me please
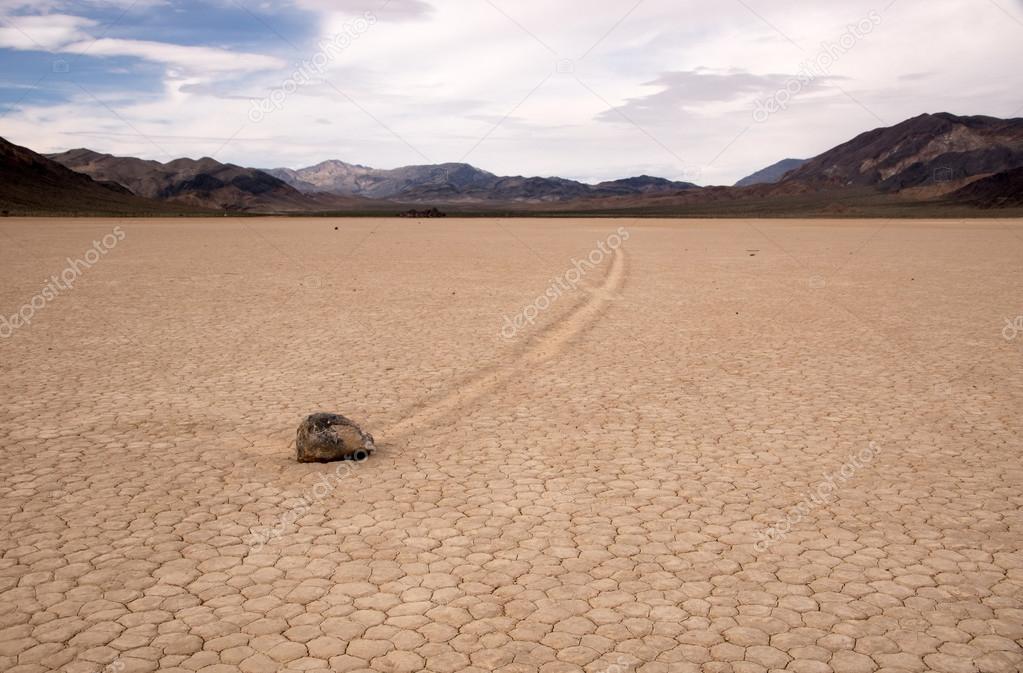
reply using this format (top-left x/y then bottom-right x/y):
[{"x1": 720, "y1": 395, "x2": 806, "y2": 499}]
[{"x1": 296, "y1": 413, "x2": 375, "y2": 463}]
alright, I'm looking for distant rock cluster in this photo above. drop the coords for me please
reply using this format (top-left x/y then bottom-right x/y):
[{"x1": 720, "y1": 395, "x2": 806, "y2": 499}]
[{"x1": 397, "y1": 207, "x2": 447, "y2": 218}]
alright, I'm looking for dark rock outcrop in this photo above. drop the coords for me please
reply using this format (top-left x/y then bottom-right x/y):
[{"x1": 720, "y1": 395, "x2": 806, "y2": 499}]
[
  {"x1": 397, "y1": 207, "x2": 447, "y2": 217},
  {"x1": 946, "y1": 167, "x2": 1023, "y2": 208}
]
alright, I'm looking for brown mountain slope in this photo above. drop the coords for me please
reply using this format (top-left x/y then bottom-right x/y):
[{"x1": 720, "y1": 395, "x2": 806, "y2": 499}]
[
  {"x1": 0, "y1": 137, "x2": 201, "y2": 215},
  {"x1": 524, "y1": 114, "x2": 1023, "y2": 216},
  {"x1": 781, "y1": 112, "x2": 1023, "y2": 193},
  {"x1": 48, "y1": 149, "x2": 373, "y2": 213},
  {"x1": 945, "y1": 167, "x2": 1023, "y2": 208}
]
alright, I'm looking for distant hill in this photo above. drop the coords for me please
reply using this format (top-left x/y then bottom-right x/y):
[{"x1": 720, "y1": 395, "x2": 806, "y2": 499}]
[
  {"x1": 781, "y1": 112, "x2": 1023, "y2": 193},
  {"x1": 0, "y1": 137, "x2": 200, "y2": 215},
  {"x1": 48, "y1": 149, "x2": 372, "y2": 213},
  {"x1": 946, "y1": 167, "x2": 1023, "y2": 208},
  {"x1": 734, "y1": 158, "x2": 807, "y2": 187},
  {"x1": 266, "y1": 161, "x2": 697, "y2": 204},
  {"x1": 594, "y1": 175, "x2": 699, "y2": 194}
]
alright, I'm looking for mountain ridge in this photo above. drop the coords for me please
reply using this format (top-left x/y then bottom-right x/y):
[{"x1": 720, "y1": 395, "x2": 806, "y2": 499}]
[
  {"x1": 735, "y1": 158, "x2": 807, "y2": 187},
  {"x1": 265, "y1": 161, "x2": 698, "y2": 203},
  {"x1": 781, "y1": 112, "x2": 1023, "y2": 193},
  {"x1": 47, "y1": 149, "x2": 375, "y2": 212},
  {"x1": 9, "y1": 111, "x2": 1022, "y2": 215},
  {"x1": 0, "y1": 138, "x2": 205, "y2": 215}
]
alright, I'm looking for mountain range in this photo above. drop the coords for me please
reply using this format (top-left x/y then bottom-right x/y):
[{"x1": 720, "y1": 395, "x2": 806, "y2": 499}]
[
  {"x1": 0, "y1": 137, "x2": 199, "y2": 215},
  {"x1": 2, "y1": 112, "x2": 1021, "y2": 216},
  {"x1": 46, "y1": 149, "x2": 371, "y2": 212},
  {"x1": 782, "y1": 112, "x2": 1023, "y2": 193},
  {"x1": 265, "y1": 161, "x2": 698, "y2": 203}
]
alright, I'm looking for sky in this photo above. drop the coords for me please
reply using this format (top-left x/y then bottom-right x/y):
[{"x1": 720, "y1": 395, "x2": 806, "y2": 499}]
[{"x1": 0, "y1": 0, "x2": 1021, "y2": 186}]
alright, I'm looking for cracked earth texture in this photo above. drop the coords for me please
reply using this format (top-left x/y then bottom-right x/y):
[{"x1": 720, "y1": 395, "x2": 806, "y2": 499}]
[{"x1": 1, "y1": 217, "x2": 1021, "y2": 673}]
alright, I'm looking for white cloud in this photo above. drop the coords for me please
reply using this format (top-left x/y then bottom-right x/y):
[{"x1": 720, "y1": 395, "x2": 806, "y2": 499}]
[
  {"x1": 292, "y1": 0, "x2": 432, "y2": 21},
  {"x1": 0, "y1": 13, "x2": 93, "y2": 50},
  {"x1": 595, "y1": 70, "x2": 803, "y2": 126},
  {"x1": 0, "y1": 8, "x2": 285, "y2": 77},
  {"x1": 62, "y1": 38, "x2": 286, "y2": 73}
]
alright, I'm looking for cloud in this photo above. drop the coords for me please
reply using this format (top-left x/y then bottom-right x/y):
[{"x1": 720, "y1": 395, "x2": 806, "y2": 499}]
[
  {"x1": 0, "y1": 9, "x2": 284, "y2": 77},
  {"x1": 595, "y1": 69, "x2": 851, "y2": 126},
  {"x1": 0, "y1": 13, "x2": 93, "y2": 50},
  {"x1": 62, "y1": 38, "x2": 286, "y2": 74},
  {"x1": 596, "y1": 70, "x2": 785, "y2": 122},
  {"x1": 291, "y1": 0, "x2": 432, "y2": 21},
  {"x1": 176, "y1": 82, "x2": 256, "y2": 100},
  {"x1": 0, "y1": 0, "x2": 159, "y2": 6}
]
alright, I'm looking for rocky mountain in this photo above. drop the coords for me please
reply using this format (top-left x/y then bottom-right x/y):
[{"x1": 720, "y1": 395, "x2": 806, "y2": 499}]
[
  {"x1": 734, "y1": 158, "x2": 807, "y2": 187},
  {"x1": 0, "y1": 137, "x2": 200, "y2": 215},
  {"x1": 47, "y1": 149, "x2": 370, "y2": 212},
  {"x1": 271, "y1": 115, "x2": 1019, "y2": 206},
  {"x1": 536, "y1": 113, "x2": 1023, "y2": 215},
  {"x1": 266, "y1": 161, "x2": 697, "y2": 203},
  {"x1": 266, "y1": 161, "x2": 498, "y2": 200},
  {"x1": 781, "y1": 113, "x2": 1023, "y2": 193}
]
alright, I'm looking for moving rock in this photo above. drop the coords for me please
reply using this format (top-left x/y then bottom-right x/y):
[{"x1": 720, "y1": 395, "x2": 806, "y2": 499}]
[{"x1": 296, "y1": 412, "x2": 376, "y2": 463}]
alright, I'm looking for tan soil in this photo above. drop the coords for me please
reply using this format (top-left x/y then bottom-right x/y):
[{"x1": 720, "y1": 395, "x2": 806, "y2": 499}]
[{"x1": 1, "y1": 217, "x2": 1021, "y2": 673}]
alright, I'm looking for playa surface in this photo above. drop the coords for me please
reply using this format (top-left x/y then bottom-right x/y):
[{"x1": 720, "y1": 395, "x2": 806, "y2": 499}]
[{"x1": 1, "y1": 217, "x2": 1021, "y2": 673}]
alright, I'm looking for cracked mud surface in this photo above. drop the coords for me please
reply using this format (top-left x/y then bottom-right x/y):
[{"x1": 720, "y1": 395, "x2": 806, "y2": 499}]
[{"x1": 1, "y1": 217, "x2": 1021, "y2": 673}]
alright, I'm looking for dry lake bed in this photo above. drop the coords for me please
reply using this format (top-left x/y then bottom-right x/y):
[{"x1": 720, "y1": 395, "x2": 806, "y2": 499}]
[{"x1": 1, "y1": 217, "x2": 1021, "y2": 673}]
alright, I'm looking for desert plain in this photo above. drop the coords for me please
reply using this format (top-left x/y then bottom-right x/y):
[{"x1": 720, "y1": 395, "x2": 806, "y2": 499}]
[{"x1": 0, "y1": 217, "x2": 1021, "y2": 673}]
